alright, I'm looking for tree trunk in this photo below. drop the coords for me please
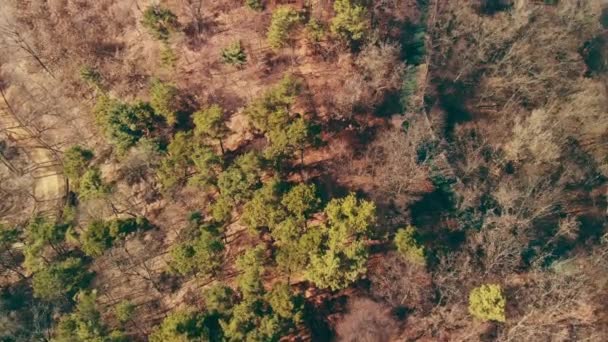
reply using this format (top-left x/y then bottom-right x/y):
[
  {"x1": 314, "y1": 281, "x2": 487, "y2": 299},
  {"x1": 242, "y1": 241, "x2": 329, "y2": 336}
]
[{"x1": 219, "y1": 138, "x2": 225, "y2": 155}]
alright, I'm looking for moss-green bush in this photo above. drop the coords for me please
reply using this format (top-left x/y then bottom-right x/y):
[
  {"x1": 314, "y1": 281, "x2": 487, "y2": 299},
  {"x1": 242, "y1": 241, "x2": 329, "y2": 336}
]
[
  {"x1": 141, "y1": 5, "x2": 178, "y2": 41},
  {"x1": 394, "y1": 226, "x2": 425, "y2": 265},
  {"x1": 221, "y1": 41, "x2": 247, "y2": 66},
  {"x1": 245, "y1": 0, "x2": 263, "y2": 11},
  {"x1": 468, "y1": 284, "x2": 506, "y2": 322}
]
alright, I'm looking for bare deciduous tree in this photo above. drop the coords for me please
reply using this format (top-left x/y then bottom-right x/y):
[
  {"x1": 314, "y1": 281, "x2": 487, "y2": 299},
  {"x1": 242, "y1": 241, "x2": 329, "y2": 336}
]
[{"x1": 369, "y1": 252, "x2": 433, "y2": 311}]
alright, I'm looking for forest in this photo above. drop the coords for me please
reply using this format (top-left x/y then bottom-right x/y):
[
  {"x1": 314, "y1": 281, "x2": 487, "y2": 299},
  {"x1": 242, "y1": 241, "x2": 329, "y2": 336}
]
[{"x1": 0, "y1": 0, "x2": 607, "y2": 341}]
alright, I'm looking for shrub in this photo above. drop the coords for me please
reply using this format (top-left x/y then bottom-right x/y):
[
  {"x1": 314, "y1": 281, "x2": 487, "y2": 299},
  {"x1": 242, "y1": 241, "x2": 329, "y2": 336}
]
[
  {"x1": 394, "y1": 226, "x2": 425, "y2": 265},
  {"x1": 245, "y1": 0, "x2": 264, "y2": 11},
  {"x1": 221, "y1": 41, "x2": 247, "y2": 66},
  {"x1": 306, "y1": 19, "x2": 326, "y2": 42},
  {"x1": 468, "y1": 284, "x2": 506, "y2": 322},
  {"x1": 79, "y1": 66, "x2": 102, "y2": 88},
  {"x1": 267, "y1": 6, "x2": 301, "y2": 49},
  {"x1": 400, "y1": 65, "x2": 419, "y2": 112},
  {"x1": 114, "y1": 300, "x2": 136, "y2": 324},
  {"x1": 141, "y1": 5, "x2": 178, "y2": 41},
  {"x1": 160, "y1": 46, "x2": 178, "y2": 67}
]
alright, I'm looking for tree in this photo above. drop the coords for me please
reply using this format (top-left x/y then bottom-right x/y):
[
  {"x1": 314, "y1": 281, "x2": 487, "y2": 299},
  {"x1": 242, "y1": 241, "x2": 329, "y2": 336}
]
[
  {"x1": 265, "y1": 116, "x2": 313, "y2": 163},
  {"x1": 281, "y1": 183, "x2": 319, "y2": 222},
  {"x1": 149, "y1": 310, "x2": 210, "y2": 342},
  {"x1": 400, "y1": 65, "x2": 420, "y2": 112},
  {"x1": 211, "y1": 195, "x2": 234, "y2": 223},
  {"x1": 275, "y1": 225, "x2": 324, "y2": 280},
  {"x1": 94, "y1": 96, "x2": 157, "y2": 153},
  {"x1": 142, "y1": 5, "x2": 179, "y2": 41},
  {"x1": 394, "y1": 226, "x2": 425, "y2": 265},
  {"x1": 242, "y1": 75, "x2": 313, "y2": 164},
  {"x1": 169, "y1": 228, "x2": 225, "y2": 278},
  {"x1": 354, "y1": 42, "x2": 404, "y2": 107},
  {"x1": 468, "y1": 284, "x2": 506, "y2": 322},
  {"x1": 189, "y1": 145, "x2": 222, "y2": 190},
  {"x1": 334, "y1": 298, "x2": 399, "y2": 342},
  {"x1": 368, "y1": 252, "x2": 433, "y2": 310},
  {"x1": 24, "y1": 216, "x2": 69, "y2": 271},
  {"x1": 78, "y1": 167, "x2": 109, "y2": 199},
  {"x1": 241, "y1": 179, "x2": 286, "y2": 232},
  {"x1": 324, "y1": 193, "x2": 376, "y2": 239},
  {"x1": 244, "y1": 75, "x2": 300, "y2": 133},
  {"x1": 220, "y1": 298, "x2": 261, "y2": 341},
  {"x1": 193, "y1": 104, "x2": 229, "y2": 154},
  {"x1": 32, "y1": 257, "x2": 91, "y2": 301},
  {"x1": 80, "y1": 220, "x2": 112, "y2": 257},
  {"x1": 81, "y1": 217, "x2": 150, "y2": 257},
  {"x1": 63, "y1": 145, "x2": 94, "y2": 185},
  {"x1": 204, "y1": 284, "x2": 236, "y2": 316},
  {"x1": 267, "y1": 6, "x2": 301, "y2": 49},
  {"x1": 150, "y1": 79, "x2": 180, "y2": 125},
  {"x1": 304, "y1": 194, "x2": 376, "y2": 290},
  {"x1": 26, "y1": 216, "x2": 67, "y2": 254},
  {"x1": 118, "y1": 138, "x2": 164, "y2": 185},
  {"x1": 158, "y1": 132, "x2": 196, "y2": 190},
  {"x1": 220, "y1": 281, "x2": 303, "y2": 341},
  {"x1": 221, "y1": 41, "x2": 247, "y2": 67},
  {"x1": 217, "y1": 167, "x2": 255, "y2": 204},
  {"x1": 275, "y1": 243, "x2": 307, "y2": 280},
  {"x1": 53, "y1": 291, "x2": 126, "y2": 342},
  {"x1": 235, "y1": 245, "x2": 266, "y2": 298},
  {"x1": 330, "y1": 0, "x2": 369, "y2": 43},
  {"x1": 306, "y1": 242, "x2": 367, "y2": 291},
  {"x1": 265, "y1": 282, "x2": 303, "y2": 322},
  {"x1": 217, "y1": 152, "x2": 262, "y2": 204},
  {"x1": 0, "y1": 225, "x2": 25, "y2": 279},
  {"x1": 351, "y1": 126, "x2": 431, "y2": 205}
]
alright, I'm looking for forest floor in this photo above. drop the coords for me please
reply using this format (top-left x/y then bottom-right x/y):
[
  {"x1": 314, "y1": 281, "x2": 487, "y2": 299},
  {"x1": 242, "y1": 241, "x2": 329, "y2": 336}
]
[{"x1": 0, "y1": 101, "x2": 67, "y2": 217}]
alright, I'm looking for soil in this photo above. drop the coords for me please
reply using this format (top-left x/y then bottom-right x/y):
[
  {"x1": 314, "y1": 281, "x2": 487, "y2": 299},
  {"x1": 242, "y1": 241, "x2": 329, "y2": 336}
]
[{"x1": 0, "y1": 102, "x2": 67, "y2": 218}]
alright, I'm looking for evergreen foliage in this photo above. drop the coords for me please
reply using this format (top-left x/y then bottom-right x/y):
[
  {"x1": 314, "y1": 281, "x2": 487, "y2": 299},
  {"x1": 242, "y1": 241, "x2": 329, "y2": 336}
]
[
  {"x1": 469, "y1": 284, "x2": 507, "y2": 322},
  {"x1": 267, "y1": 7, "x2": 302, "y2": 49},
  {"x1": 331, "y1": 0, "x2": 369, "y2": 43},
  {"x1": 142, "y1": 5, "x2": 179, "y2": 41},
  {"x1": 394, "y1": 226, "x2": 425, "y2": 265}
]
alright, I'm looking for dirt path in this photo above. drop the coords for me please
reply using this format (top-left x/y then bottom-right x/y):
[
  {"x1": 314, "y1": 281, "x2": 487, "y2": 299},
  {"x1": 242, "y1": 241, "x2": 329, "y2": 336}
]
[{"x1": 0, "y1": 103, "x2": 67, "y2": 218}]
